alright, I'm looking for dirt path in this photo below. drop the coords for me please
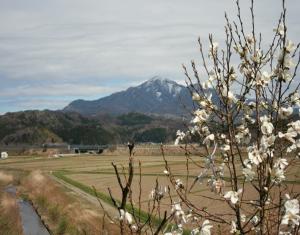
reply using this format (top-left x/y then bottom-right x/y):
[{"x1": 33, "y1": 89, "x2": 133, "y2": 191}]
[{"x1": 49, "y1": 174, "x2": 118, "y2": 218}]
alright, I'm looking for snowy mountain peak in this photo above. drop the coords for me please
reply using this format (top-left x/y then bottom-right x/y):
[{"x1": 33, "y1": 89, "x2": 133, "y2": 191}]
[
  {"x1": 64, "y1": 76, "x2": 193, "y2": 116},
  {"x1": 139, "y1": 76, "x2": 184, "y2": 97},
  {"x1": 145, "y1": 76, "x2": 178, "y2": 86}
]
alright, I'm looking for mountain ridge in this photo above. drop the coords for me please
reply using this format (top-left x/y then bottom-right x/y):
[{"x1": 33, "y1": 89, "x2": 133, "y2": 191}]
[{"x1": 63, "y1": 76, "x2": 193, "y2": 117}]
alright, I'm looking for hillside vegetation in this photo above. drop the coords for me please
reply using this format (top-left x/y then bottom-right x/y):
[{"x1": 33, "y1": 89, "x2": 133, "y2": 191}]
[{"x1": 0, "y1": 110, "x2": 184, "y2": 145}]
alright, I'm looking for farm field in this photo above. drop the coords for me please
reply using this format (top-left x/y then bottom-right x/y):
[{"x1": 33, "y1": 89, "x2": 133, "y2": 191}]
[{"x1": 0, "y1": 148, "x2": 300, "y2": 234}]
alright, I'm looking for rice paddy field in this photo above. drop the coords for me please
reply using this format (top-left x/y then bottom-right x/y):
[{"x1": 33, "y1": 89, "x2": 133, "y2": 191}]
[{"x1": 0, "y1": 146, "x2": 300, "y2": 234}]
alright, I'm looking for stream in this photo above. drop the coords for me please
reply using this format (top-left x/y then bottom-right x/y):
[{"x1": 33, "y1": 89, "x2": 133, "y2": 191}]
[{"x1": 4, "y1": 185, "x2": 50, "y2": 235}]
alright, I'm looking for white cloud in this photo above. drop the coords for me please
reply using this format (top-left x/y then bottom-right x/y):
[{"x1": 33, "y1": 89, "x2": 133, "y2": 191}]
[
  {"x1": 0, "y1": 0, "x2": 299, "y2": 112},
  {"x1": 0, "y1": 84, "x2": 120, "y2": 98},
  {"x1": 0, "y1": 97, "x2": 69, "y2": 113}
]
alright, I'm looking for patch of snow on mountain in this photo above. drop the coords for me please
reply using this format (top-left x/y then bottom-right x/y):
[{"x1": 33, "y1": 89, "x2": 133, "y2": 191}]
[
  {"x1": 156, "y1": 92, "x2": 163, "y2": 102},
  {"x1": 173, "y1": 86, "x2": 182, "y2": 96},
  {"x1": 139, "y1": 76, "x2": 184, "y2": 99},
  {"x1": 156, "y1": 92, "x2": 162, "y2": 98}
]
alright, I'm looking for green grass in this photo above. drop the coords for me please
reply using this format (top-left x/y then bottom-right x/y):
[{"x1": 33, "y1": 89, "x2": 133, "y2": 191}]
[
  {"x1": 49, "y1": 204, "x2": 60, "y2": 223},
  {"x1": 56, "y1": 217, "x2": 68, "y2": 235},
  {"x1": 35, "y1": 195, "x2": 48, "y2": 210}
]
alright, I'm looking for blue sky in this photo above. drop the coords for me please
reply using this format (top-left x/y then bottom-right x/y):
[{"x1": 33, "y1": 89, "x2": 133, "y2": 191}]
[{"x1": 0, "y1": 0, "x2": 299, "y2": 114}]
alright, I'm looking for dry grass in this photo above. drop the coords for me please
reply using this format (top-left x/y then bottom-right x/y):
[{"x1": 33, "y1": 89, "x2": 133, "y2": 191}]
[
  {"x1": 0, "y1": 171, "x2": 14, "y2": 184},
  {"x1": 20, "y1": 170, "x2": 119, "y2": 235},
  {"x1": 0, "y1": 193, "x2": 23, "y2": 235},
  {"x1": 0, "y1": 172, "x2": 23, "y2": 235},
  {"x1": 103, "y1": 145, "x2": 200, "y2": 156}
]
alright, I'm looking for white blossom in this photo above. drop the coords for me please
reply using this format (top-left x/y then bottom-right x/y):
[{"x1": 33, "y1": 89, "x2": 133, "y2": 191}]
[
  {"x1": 199, "y1": 94, "x2": 213, "y2": 108},
  {"x1": 252, "y1": 49, "x2": 262, "y2": 63},
  {"x1": 200, "y1": 126, "x2": 210, "y2": 136},
  {"x1": 164, "y1": 231, "x2": 182, "y2": 235},
  {"x1": 240, "y1": 214, "x2": 246, "y2": 223},
  {"x1": 260, "y1": 116, "x2": 274, "y2": 136},
  {"x1": 221, "y1": 86, "x2": 236, "y2": 103},
  {"x1": 119, "y1": 209, "x2": 133, "y2": 225},
  {"x1": 229, "y1": 67, "x2": 237, "y2": 82},
  {"x1": 190, "y1": 125, "x2": 200, "y2": 135},
  {"x1": 246, "y1": 34, "x2": 255, "y2": 45},
  {"x1": 208, "y1": 70, "x2": 217, "y2": 81},
  {"x1": 235, "y1": 125, "x2": 251, "y2": 144},
  {"x1": 192, "y1": 109, "x2": 210, "y2": 124},
  {"x1": 220, "y1": 134, "x2": 226, "y2": 139},
  {"x1": 285, "y1": 56, "x2": 295, "y2": 69},
  {"x1": 279, "y1": 107, "x2": 294, "y2": 119},
  {"x1": 275, "y1": 52, "x2": 294, "y2": 82},
  {"x1": 149, "y1": 186, "x2": 166, "y2": 200},
  {"x1": 245, "y1": 115, "x2": 256, "y2": 124},
  {"x1": 202, "y1": 80, "x2": 213, "y2": 89},
  {"x1": 286, "y1": 40, "x2": 296, "y2": 53},
  {"x1": 287, "y1": 143, "x2": 297, "y2": 153},
  {"x1": 175, "y1": 130, "x2": 186, "y2": 145},
  {"x1": 257, "y1": 71, "x2": 271, "y2": 87},
  {"x1": 191, "y1": 228, "x2": 200, "y2": 235},
  {"x1": 192, "y1": 92, "x2": 201, "y2": 101},
  {"x1": 248, "y1": 146, "x2": 263, "y2": 165},
  {"x1": 260, "y1": 135, "x2": 276, "y2": 150},
  {"x1": 209, "y1": 42, "x2": 218, "y2": 58},
  {"x1": 175, "y1": 179, "x2": 184, "y2": 190},
  {"x1": 250, "y1": 215, "x2": 259, "y2": 225},
  {"x1": 171, "y1": 202, "x2": 187, "y2": 225},
  {"x1": 200, "y1": 220, "x2": 213, "y2": 235},
  {"x1": 290, "y1": 92, "x2": 300, "y2": 106},
  {"x1": 221, "y1": 144, "x2": 230, "y2": 152},
  {"x1": 274, "y1": 158, "x2": 288, "y2": 170},
  {"x1": 230, "y1": 221, "x2": 237, "y2": 234},
  {"x1": 278, "y1": 131, "x2": 297, "y2": 143},
  {"x1": 248, "y1": 101, "x2": 256, "y2": 109},
  {"x1": 288, "y1": 139, "x2": 300, "y2": 152},
  {"x1": 209, "y1": 179, "x2": 225, "y2": 194},
  {"x1": 224, "y1": 189, "x2": 243, "y2": 204},
  {"x1": 243, "y1": 159, "x2": 252, "y2": 169},
  {"x1": 243, "y1": 168, "x2": 255, "y2": 181},
  {"x1": 131, "y1": 224, "x2": 138, "y2": 232},
  {"x1": 233, "y1": 45, "x2": 245, "y2": 57},
  {"x1": 280, "y1": 69, "x2": 292, "y2": 82},
  {"x1": 278, "y1": 231, "x2": 292, "y2": 235},
  {"x1": 288, "y1": 120, "x2": 300, "y2": 134},
  {"x1": 203, "y1": 134, "x2": 215, "y2": 146},
  {"x1": 282, "y1": 197, "x2": 300, "y2": 225},
  {"x1": 273, "y1": 168, "x2": 286, "y2": 183},
  {"x1": 274, "y1": 23, "x2": 285, "y2": 36}
]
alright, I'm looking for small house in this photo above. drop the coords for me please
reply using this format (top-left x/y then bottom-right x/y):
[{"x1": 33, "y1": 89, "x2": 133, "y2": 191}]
[{"x1": 1, "y1": 152, "x2": 8, "y2": 159}]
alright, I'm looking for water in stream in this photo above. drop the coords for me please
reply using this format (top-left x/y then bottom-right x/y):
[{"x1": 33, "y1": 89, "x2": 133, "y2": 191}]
[
  {"x1": 18, "y1": 199, "x2": 50, "y2": 235},
  {"x1": 4, "y1": 185, "x2": 50, "y2": 235}
]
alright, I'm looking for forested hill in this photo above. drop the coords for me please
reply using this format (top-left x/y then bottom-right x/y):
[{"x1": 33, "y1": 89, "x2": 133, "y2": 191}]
[{"x1": 0, "y1": 110, "x2": 184, "y2": 145}]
